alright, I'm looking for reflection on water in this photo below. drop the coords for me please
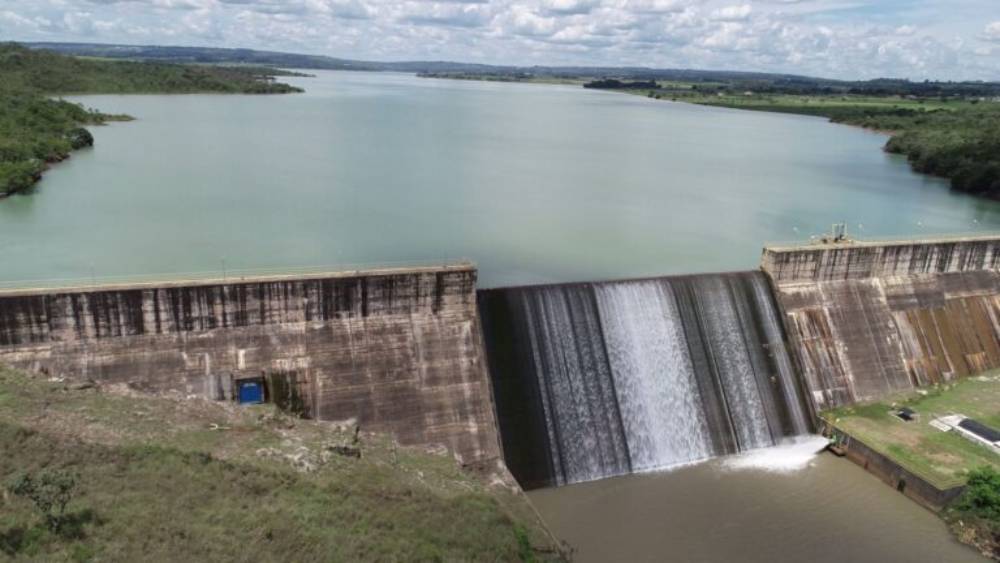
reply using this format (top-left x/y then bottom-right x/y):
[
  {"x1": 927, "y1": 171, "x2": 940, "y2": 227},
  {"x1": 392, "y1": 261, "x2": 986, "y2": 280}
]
[{"x1": 529, "y1": 452, "x2": 987, "y2": 563}]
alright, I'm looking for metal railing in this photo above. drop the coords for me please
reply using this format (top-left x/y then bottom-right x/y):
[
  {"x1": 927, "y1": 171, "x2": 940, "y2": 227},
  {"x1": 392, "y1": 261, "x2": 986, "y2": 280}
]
[{"x1": 764, "y1": 229, "x2": 1000, "y2": 249}]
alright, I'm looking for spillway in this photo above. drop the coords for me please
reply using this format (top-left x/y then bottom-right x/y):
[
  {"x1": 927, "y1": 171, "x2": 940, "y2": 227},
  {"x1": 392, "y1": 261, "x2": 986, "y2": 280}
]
[{"x1": 478, "y1": 271, "x2": 814, "y2": 489}]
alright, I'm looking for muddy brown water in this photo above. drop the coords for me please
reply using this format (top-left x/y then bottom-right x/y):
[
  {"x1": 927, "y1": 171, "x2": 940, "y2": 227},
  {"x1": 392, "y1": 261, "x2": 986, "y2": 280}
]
[{"x1": 528, "y1": 450, "x2": 987, "y2": 562}]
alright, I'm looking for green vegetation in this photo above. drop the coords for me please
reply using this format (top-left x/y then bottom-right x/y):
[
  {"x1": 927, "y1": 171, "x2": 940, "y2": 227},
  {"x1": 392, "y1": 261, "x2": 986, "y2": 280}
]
[
  {"x1": 946, "y1": 466, "x2": 1000, "y2": 560},
  {"x1": 640, "y1": 87, "x2": 1000, "y2": 199},
  {"x1": 6, "y1": 470, "x2": 79, "y2": 534},
  {"x1": 0, "y1": 366, "x2": 563, "y2": 561},
  {"x1": 0, "y1": 43, "x2": 303, "y2": 197},
  {"x1": 676, "y1": 92, "x2": 1000, "y2": 198},
  {"x1": 823, "y1": 374, "x2": 1000, "y2": 559},
  {"x1": 429, "y1": 68, "x2": 1000, "y2": 199},
  {"x1": 823, "y1": 373, "x2": 1000, "y2": 489}
]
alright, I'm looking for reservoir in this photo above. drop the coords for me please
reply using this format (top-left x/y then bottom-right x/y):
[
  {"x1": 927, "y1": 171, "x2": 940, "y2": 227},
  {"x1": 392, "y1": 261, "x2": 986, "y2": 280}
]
[
  {"x1": 0, "y1": 70, "x2": 996, "y2": 561},
  {"x1": 1, "y1": 71, "x2": 1000, "y2": 287}
]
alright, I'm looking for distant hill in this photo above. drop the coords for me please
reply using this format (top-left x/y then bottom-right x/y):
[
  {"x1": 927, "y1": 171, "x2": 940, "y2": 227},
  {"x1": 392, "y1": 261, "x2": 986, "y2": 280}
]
[
  {"x1": 25, "y1": 41, "x2": 1000, "y2": 97},
  {"x1": 25, "y1": 41, "x2": 824, "y2": 83}
]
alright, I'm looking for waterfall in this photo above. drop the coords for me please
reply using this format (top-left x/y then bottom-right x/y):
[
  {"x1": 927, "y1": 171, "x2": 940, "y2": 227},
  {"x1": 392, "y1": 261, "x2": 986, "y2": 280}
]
[
  {"x1": 479, "y1": 271, "x2": 814, "y2": 489},
  {"x1": 594, "y1": 281, "x2": 714, "y2": 471},
  {"x1": 521, "y1": 286, "x2": 631, "y2": 485}
]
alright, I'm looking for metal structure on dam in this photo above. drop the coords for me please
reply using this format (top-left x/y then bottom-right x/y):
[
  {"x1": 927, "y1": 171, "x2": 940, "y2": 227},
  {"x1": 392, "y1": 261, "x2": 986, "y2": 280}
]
[{"x1": 0, "y1": 234, "x2": 998, "y2": 490}]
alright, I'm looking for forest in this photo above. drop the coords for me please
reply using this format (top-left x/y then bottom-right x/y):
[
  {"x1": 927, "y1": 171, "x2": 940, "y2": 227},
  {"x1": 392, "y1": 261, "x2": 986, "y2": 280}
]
[{"x1": 0, "y1": 43, "x2": 302, "y2": 196}]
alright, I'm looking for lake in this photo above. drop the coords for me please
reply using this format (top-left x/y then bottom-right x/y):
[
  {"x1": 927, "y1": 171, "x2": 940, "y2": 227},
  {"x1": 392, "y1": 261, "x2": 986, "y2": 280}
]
[
  {"x1": 1, "y1": 70, "x2": 999, "y2": 288},
  {"x1": 2, "y1": 70, "x2": 995, "y2": 561}
]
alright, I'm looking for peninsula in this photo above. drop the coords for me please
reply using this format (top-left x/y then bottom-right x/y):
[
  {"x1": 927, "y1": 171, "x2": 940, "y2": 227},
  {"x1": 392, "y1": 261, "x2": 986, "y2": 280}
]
[{"x1": 0, "y1": 43, "x2": 304, "y2": 197}]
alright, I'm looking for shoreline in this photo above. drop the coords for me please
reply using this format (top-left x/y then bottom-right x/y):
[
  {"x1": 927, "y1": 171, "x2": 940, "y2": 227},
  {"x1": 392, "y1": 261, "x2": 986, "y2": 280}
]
[
  {"x1": 422, "y1": 73, "x2": 992, "y2": 201},
  {"x1": 0, "y1": 96, "x2": 292, "y2": 200}
]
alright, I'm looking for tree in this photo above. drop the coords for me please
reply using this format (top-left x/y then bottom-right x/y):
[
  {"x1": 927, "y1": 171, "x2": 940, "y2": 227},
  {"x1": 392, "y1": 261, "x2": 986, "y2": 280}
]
[
  {"x1": 954, "y1": 466, "x2": 1000, "y2": 522},
  {"x1": 6, "y1": 470, "x2": 79, "y2": 533}
]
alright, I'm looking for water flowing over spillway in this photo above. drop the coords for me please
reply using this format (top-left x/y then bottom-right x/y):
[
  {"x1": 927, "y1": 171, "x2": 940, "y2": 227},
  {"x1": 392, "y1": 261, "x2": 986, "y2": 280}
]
[{"x1": 478, "y1": 271, "x2": 814, "y2": 489}]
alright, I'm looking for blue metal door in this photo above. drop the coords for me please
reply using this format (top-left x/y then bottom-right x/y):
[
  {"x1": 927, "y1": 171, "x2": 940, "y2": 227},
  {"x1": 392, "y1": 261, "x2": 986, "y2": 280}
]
[{"x1": 238, "y1": 380, "x2": 263, "y2": 404}]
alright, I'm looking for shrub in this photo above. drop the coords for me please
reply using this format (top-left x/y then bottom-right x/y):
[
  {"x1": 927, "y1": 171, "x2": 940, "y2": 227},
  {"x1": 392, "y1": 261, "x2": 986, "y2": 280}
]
[
  {"x1": 6, "y1": 470, "x2": 79, "y2": 533},
  {"x1": 954, "y1": 466, "x2": 1000, "y2": 522}
]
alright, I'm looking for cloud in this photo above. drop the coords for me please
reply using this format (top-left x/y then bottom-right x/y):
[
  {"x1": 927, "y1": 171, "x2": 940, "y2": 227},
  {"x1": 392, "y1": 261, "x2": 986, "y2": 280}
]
[
  {"x1": 541, "y1": 0, "x2": 600, "y2": 16},
  {"x1": 984, "y1": 21, "x2": 1000, "y2": 42},
  {"x1": 710, "y1": 4, "x2": 751, "y2": 22},
  {"x1": 397, "y1": 2, "x2": 492, "y2": 28},
  {"x1": 1, "y1": 0, "x2": 998, "y2": 80},
  {"x1": 620, "y1": 0, "x2": 690, "y2": 14}
]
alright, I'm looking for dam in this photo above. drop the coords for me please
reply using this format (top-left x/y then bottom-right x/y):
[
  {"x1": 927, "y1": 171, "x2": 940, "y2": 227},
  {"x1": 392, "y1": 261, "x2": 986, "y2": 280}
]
[
  {"x1": 0, "y1": 263, "x2": 500, "y2": 465},
  {"x1": 763, "y1": 235, "x2": 1000, "y2": 409},
  {"x1": 0, "y1": 234, "x2": 998, "y2": 490}
]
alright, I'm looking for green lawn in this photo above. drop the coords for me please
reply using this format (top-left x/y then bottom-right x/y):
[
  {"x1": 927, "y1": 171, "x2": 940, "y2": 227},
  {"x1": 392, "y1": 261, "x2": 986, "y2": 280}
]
[{"x1": 823, "y1": 372, "x2": 1000, "y2": 489}]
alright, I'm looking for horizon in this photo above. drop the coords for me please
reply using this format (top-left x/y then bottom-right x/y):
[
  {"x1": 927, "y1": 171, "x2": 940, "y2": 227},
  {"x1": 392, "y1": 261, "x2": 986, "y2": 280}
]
[
  {"x1": 15, "y1": 38, "x2": 1000, "y2": 84},
  {"x1": 2, "y1": 1, "x2": 998, "y2": 82}
]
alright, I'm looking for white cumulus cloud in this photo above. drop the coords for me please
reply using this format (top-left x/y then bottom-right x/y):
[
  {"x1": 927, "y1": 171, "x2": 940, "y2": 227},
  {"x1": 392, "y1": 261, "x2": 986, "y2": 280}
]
[{"x1": 0, "y1": 0, "x2": 997, "y2": 80}]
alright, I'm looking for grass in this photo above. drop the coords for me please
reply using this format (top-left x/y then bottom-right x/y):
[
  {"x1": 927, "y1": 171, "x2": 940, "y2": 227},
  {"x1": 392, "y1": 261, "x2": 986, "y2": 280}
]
[
  {"x1": 822, "y1": 371, "x2": 1000, "y2": 489},
  {"x1": 0, "y1": 366, "x2": 563, "y2": 562}
]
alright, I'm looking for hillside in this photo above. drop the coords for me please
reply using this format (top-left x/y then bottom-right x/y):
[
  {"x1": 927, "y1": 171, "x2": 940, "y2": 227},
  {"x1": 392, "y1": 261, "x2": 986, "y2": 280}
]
[
  {"x1": 26, "y1": 41, "x2": 819, "y2": 81},
  {"x1": 0, "y1": 366, "x2": 564, "y2": 561},
  {"x1": 0, "y1": 43, "x2": 303, "y2": 197}
]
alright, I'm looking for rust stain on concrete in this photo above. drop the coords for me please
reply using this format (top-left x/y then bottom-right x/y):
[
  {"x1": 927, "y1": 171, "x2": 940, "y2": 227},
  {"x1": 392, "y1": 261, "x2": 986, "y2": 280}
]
[{"x1": 763, "y1": 236, "x2": 1000, "y2": 410}]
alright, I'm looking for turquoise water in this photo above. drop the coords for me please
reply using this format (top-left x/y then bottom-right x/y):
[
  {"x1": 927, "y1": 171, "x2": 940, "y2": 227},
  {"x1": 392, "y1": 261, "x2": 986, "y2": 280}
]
[{"x1": 2, "y1": 71, "x2": 999, "y2": 287}]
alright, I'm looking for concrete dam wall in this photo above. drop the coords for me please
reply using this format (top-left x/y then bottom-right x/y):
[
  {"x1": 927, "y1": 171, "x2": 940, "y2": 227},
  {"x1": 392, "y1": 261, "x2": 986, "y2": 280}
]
[
  {"x1": 763, "y1": 236, "x2": 1000, "y2": 410},
  {"x1": 478, "y1": 271, "x2": 813, "y2": 489},
  {"x1": 0, "y1": 265, "x2": 500, "y2": 465}
]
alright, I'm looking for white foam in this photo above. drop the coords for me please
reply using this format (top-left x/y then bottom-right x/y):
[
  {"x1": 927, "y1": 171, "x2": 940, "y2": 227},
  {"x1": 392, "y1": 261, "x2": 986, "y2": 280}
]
[{"x1": 721, "y1": 435, "x2": 829, "y2": 473}]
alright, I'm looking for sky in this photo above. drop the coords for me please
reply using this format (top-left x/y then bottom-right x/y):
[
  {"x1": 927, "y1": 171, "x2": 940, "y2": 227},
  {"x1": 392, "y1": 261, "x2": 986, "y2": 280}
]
[{"x1": 1, "y1": 0, "x2": 999, "y2": 80}]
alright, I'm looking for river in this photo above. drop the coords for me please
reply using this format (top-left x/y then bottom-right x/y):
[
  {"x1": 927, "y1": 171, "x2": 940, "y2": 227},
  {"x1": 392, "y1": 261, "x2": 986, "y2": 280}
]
[
  {"x1": 529, "y1": 443, "x2": 988, "y2": 562},
  {"x1": 1, "y1": 71, "x2": 1000, "y2": 287}
]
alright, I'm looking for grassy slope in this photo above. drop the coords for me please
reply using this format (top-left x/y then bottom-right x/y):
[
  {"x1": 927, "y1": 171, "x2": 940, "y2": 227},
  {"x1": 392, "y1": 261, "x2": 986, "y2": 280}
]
[
  {"x1": 0, "y1": 367, "x2": 562, "y2": 562},
  {"x1": 0, "y1": 43, "x2": 303, "y2": 197},
  {"x1": 822, "y1": 372, "x2": 1000, "y2": 489}
]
